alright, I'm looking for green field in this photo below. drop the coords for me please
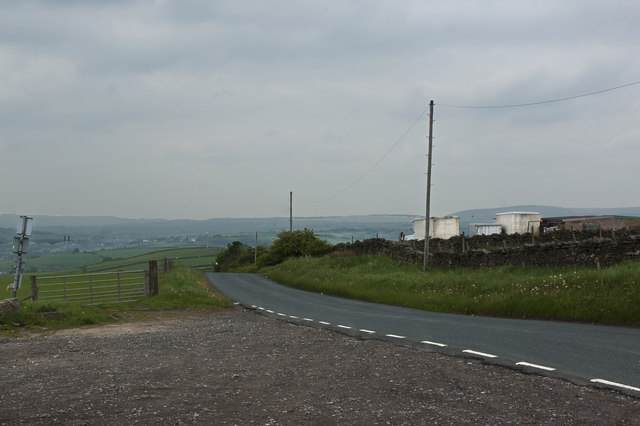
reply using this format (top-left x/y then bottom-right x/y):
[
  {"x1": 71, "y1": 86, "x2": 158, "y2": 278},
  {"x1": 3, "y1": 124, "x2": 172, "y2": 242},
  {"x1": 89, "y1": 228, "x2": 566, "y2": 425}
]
[
  {"x1": 81, "y1": 247, "x2": 221, "y2": 272},
  {"x1": 0, "y1": 247, "x2": 221, "y2": 277}
]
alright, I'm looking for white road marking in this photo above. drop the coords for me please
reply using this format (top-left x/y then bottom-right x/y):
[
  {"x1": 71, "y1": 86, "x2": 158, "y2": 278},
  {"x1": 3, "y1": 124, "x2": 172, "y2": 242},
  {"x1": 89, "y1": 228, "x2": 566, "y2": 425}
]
[
  {"x1": 277, "y1": 313, "x2": 286, "y2": 317},
  {"x1": 337, "y1": 325, "x2": 352, "y2": 329},
  {"x1": 303, "y1": 318, "x2": 314, "y2": 322},
  {"x1": 251, "y1": 305, "x2": 257, "y2": 308},
  {"x1": 515, "y1": 362, "x2": 556, "y2": 371},
  {"x1": 289, "y1": 315, "x2": 299, "y2": 319},
  {"x1": 386, "y1": 334, "x2": 406, "y2": 339},
  {"x1": 463, "y1": 350, "x2": 497, "y2": 358},
  {"x1": 266, "y1": 309, "x2": 274, "y2": 314},
  {"x1": 422, "y1": 340, "x2": 447, "y2": 347},
  {"x1": 359, "y1": 329, "x2": 376, "y2": 334},
  {"x1": 590, "y1": 379, "x2": 640, "y2": 392},
  {"x1": 319, "y1": 321, "x2": 331, "y2": 325},
  {"x1": 257, "y1": 307, "x2": 265, "y2": 310}
]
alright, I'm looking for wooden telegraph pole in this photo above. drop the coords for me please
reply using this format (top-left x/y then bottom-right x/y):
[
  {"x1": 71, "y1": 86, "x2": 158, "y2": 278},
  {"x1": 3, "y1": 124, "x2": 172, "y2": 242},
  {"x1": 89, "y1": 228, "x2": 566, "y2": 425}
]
[{"x1": 424, "y1": 100, "x2": 434, "y2": 272}]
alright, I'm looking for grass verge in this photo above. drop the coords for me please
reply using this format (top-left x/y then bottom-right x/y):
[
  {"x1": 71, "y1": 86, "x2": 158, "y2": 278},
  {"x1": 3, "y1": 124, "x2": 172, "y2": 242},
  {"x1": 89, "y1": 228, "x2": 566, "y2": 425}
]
[
  {"x1": 0, "y1": 265, "x2": 231, "y2": 336},
  {"x1": 264, "y1": 254, "x2": 640, "y2": 327}
]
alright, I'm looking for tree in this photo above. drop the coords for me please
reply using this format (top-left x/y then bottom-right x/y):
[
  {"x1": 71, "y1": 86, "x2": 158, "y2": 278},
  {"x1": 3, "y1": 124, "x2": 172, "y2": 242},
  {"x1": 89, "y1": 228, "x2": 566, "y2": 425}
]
[{"x1": 214, "y1": 241, "x2": 246, "y2": 272}]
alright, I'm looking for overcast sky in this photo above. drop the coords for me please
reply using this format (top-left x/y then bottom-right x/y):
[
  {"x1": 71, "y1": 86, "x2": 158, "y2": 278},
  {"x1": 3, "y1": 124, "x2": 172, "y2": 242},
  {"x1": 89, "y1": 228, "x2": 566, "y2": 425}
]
[{"x1": 1, "y1": 0, "x2": 638, "y2": 220}]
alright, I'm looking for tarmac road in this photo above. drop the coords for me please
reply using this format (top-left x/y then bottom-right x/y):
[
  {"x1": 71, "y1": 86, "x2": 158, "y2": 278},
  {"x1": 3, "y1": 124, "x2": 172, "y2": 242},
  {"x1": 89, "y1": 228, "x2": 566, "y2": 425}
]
[{"x1": 206, "y1": 272, "x2": 640, "y2": 396}]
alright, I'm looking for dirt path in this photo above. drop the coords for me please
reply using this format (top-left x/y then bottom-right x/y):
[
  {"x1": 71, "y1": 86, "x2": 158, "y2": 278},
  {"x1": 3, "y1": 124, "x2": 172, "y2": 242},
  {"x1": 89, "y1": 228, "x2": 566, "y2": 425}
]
[{"x1": 1, "y1": 308, "x2": 639, "y2": 425}]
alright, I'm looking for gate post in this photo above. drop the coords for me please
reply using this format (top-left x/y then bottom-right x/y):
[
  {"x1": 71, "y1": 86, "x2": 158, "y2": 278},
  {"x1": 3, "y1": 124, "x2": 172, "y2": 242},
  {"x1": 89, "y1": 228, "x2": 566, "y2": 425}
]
[
  {"x1": 148, "y1": 260, "x2": 159, "y2": 296},
  {"x1": 30, "y1": 276, "x2": 38, "y2": 301}
]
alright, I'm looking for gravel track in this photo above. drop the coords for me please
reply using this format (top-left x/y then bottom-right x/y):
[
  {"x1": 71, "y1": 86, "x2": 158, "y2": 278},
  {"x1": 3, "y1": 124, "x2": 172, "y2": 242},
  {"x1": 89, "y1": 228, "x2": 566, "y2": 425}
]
[{"x1": 1, "y1": 308, "x2": 639, "y2": 425}]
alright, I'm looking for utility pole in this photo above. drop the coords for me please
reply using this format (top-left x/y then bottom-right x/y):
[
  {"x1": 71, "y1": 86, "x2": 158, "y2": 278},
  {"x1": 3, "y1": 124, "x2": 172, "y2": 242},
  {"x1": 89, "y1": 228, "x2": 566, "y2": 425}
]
[
  {"x1": 289, "y1": 191, "x2": 293, "y2": 232},
  {"x1": 424, "y1": 100, "x2": 434, "y2": 272},
  {"x1": 13, "y1": 216, "x2": 33, "y2": 298}
]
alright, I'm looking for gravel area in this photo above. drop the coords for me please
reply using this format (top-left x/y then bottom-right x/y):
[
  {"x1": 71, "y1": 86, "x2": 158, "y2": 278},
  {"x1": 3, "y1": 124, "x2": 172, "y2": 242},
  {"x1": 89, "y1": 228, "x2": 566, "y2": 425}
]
[{"x1": 1, "y1": 307, "x2": 639, "y2": 425}]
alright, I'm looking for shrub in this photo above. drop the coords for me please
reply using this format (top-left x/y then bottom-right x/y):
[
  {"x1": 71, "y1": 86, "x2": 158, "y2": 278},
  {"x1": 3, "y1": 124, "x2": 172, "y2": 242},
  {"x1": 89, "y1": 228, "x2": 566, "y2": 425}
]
[{"x1": 260, "y1": 229, "x2": 333, "y2": 266}]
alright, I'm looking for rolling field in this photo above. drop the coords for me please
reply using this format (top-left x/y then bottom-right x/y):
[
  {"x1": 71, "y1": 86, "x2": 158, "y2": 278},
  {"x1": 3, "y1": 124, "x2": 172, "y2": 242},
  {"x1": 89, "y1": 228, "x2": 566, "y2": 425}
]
[{"x1": 0, "y1": 247, "x2": 221, "y2": 296}]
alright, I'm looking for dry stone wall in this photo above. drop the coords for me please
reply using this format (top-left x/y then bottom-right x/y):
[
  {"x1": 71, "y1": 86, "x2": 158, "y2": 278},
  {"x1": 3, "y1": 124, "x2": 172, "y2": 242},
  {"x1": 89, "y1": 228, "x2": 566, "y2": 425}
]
[{"x1": 334, "y1": 228, "x2": 640, "y2": 268}]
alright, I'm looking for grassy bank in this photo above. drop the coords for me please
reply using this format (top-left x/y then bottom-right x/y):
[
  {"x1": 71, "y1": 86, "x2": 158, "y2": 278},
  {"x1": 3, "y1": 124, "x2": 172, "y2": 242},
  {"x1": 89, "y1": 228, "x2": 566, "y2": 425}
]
[
  {"x1": 265, "y1": 254, "x2": 640, "y2": 327},
  {"x1": 0, "y1": 265, "x2": 231, "y2": 336}
]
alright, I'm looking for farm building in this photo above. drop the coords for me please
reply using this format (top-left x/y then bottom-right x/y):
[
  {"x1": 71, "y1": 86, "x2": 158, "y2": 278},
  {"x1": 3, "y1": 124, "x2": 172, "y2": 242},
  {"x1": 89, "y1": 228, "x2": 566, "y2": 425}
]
[
  {"x1": 495, "y1": 212, "x2": 541, "y2": 235},
  {"x1": 413, "y1": 216, "x2": 460, "y2": 240},
  {"x1": 540, "y1": 215, "x2": 640, "y2": 233},
  {"x1": 468, "y1": 223, "x2": 503, "y2": 237}
]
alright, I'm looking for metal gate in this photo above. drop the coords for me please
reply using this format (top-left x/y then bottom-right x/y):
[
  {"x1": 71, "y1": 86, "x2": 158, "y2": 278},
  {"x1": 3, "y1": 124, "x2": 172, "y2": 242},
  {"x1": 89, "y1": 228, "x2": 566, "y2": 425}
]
[{"x1": 34, "y1": 270, "x2": 147, "y2": 304}]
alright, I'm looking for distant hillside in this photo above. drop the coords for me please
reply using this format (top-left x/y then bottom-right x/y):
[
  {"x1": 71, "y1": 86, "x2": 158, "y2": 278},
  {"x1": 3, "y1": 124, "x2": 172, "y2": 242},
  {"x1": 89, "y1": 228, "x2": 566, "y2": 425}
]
[
  {"x1": 0, "y1": 214, "x2": 416, "y2": 241},
  {"x1": 2, "y1": 207, "x2": 638, "y2": 243}
]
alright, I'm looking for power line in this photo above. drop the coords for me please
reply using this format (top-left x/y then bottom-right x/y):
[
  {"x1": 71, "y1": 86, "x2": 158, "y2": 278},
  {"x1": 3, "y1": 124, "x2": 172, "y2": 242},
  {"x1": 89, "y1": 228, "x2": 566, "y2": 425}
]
[
  {"x1": 295, "y1": 107, "x2": 429, "y2": 203},
  {"x1": 438, "y1": 80, "x2": 640, "y2": 109}
]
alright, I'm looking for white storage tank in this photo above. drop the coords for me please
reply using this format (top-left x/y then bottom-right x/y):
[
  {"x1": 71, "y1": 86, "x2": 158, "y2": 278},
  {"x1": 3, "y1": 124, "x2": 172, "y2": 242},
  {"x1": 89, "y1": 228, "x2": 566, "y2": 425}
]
[
  {"x1": 413, "y1": 216, "x2": 460, "y2": 240},
  {"x1": 495, "y1": 212, "x2": 541, "y2": 235},
  {"x1": 468, "y1": 223, "x2": 502, "y2": 237}
]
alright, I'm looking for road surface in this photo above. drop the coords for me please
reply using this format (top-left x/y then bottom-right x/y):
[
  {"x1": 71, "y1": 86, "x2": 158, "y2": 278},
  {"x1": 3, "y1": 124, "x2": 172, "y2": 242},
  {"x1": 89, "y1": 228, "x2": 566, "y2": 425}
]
[{"x1": 206, "y1": 272, "x2": 640, "y2": 395}]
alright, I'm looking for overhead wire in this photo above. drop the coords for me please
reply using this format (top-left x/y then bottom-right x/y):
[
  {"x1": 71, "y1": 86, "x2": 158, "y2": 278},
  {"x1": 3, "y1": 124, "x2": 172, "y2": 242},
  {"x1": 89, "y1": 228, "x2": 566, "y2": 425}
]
[
  {"x1": 295, "y1": 106, "x2": 429, "y2": 203},
  {"x1": 438, "y1": 80, "x2": 640, "y2": 109},
  {"x1": 295, "y1": 79, "x2": 639, "y2": 204}
]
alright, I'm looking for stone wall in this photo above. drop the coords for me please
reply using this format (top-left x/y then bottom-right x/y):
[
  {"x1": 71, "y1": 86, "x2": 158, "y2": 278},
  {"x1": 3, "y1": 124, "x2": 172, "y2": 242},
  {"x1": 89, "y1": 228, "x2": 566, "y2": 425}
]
[
  {"x1": 334, "y1": 228, "x2": 640, "y2": 268},
  {"x1": 0, "y1": 298, "x2": 20, "y2": 320}
]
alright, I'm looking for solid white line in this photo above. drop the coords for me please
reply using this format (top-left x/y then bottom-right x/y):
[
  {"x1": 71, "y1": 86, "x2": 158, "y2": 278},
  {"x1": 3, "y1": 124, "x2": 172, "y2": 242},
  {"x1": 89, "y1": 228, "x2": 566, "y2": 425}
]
[
  {"x1": 463, "y1": 349, "x2": 497, "y2": 358},
  {"x1": 303, "y1": 318, "x2": 314, "y2": 322},
  {"x1": 516, "y1": 362, "x2": 556, "y2": 371},
  {"x1": 590, "y1": 379, "x2": 640, "y2": 392},
  {"x1": 422, "y1": 340, "x2": 447, "y2": 347},
  {"x1": 386, "y1": 334, "x2": 406, "y2": 339},
  {"x1": 319, "y1": 321, "x2": 331, "y2": 325},
  {"x1": 337, "y1": 325, "x2": 352, "y2": 329},
  {"x1": 359, "y1": 329, "x2": 376, "y2": 334}
]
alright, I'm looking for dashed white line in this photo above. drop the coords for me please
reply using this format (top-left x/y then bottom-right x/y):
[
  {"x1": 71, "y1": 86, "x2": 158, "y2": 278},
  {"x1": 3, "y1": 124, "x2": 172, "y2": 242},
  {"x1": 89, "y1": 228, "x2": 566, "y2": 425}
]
[
  {"x1": 591, "y1": 379, "x2": 640, "y2": 392},
  {"x1": 386, "y1": 334, "x2": 406, "y2": 339},
  {"x1": 463, "y1": 349, "x2": 498, "y2": 358},
  {"x1": 246, "y1": 307, "x2": 640, "y2": 394},
  {"x1": 422, "y1": 340, "x2": 447, "y2": 347},
  {"x1": 516, "y1": 362, "x2": 556, "y2": 371}
]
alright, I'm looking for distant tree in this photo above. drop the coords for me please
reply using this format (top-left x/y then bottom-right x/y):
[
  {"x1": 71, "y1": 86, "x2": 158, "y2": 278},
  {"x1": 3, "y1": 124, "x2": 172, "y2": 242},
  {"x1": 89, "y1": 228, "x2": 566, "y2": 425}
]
[{"x1": 214, "y1": 241, "x2": 247, "y2": 272}]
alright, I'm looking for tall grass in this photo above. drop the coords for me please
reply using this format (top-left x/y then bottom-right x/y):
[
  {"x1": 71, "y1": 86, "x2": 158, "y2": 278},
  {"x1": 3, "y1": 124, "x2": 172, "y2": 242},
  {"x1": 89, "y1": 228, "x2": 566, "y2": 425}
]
[{"x1": 265, "y1": 255, "x2": 640, "y2": 327}]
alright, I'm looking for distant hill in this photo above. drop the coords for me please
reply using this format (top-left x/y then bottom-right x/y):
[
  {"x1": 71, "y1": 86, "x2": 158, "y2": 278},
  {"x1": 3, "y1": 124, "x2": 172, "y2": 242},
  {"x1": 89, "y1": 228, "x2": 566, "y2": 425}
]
[
  {"x1": 2, "y1": 207, "x2": 638, "y2": 243},
  {"x1": 0, "y1": 213, "x2": 416, "y2": 241}
]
